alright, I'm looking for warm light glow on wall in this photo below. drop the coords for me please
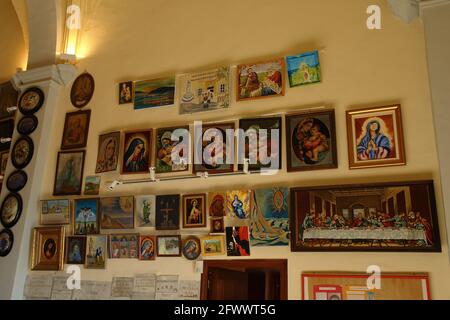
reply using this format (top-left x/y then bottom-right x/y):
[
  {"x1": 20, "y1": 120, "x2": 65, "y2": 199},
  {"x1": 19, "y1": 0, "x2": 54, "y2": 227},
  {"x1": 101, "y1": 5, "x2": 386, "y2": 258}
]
[{"x1": 60, "y1": 0, "x2": 83, "y2": 63}]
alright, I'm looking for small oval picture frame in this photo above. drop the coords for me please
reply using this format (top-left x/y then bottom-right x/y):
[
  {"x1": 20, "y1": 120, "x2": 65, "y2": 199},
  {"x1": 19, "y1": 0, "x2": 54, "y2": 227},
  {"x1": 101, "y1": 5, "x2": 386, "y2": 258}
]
[
  {"x1": 12, "y1": 136, "x2": 34, "y2": 170},
  {"x1": 17, "y1": 115, "x2": 38, "y2": 135},
  {"x1": 70, "y1": 73, "x2": 95, "y2": 109},
  {"x1": 182, "y1": 236, "x2": 201, "y2": 261},
  {"x1": 0, "y1": 229, "x2": 14, "y2": 257},
  {"x1": 18, "y1": 87, "x2": 45, "y2": 116},
  {"x1": 6, "y1": 170, "x2": 28, "y2": 193},
  {"x1": 0, "y1": 193, "x2": 23, "y2": 229}
]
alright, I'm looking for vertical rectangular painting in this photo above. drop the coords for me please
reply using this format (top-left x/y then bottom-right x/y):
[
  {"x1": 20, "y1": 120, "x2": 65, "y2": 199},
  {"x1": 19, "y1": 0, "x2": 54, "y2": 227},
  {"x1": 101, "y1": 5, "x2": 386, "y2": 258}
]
[
  {"x1": 155, "y1": 126, "x2": 190, "y2": 174},
  {"x1": 134, "y1": 77, "x2": 175, "y2": 110},
  {"x1": 95, "y1": 131, "x2": 120, "y2": 173},
  {"x1": 100, "y1": 196, "x2": 134, "y2": 229},
  {"x1": 61, "y1": 110, "x2": 91, "y2": 150},
  {"x1": 226, "y1": 226, "x2": 250, "y2": 257},
  {"x1": 119, "y1": 81, "x2": 134, "y2": 105},
  {"x1": 182, "y1": 194, "x2": 206, "y2": 229},
  {"x1": 53, "y1": 151, "x2": 85, "y2": 196},
  {"x1": 0, "y1": 151, "x2": 8, "y2": 177},
  {"x1": 109, "y1": 234, "x2": 138, "y2": 259},
  {"x1": 179, "y1": 67, "x2": 230, "y2": 114},
  {"x1": 73, "y1": 198, "x2": 99, "y2": 235},
  {"x1": 250, "y1": 187, "x2": 289, "y2": 246},
  {"x1": 31, "y1": 227, "x2": 65, "y2": 271},
  {"x1": 226, "y1": 190, "x2": 250, "y2": 220},
  {"x1": 135, "y1": 195, "x2": 156, "y2": 228},
  {"x1": 155, "y1": 195, "x2": 180, "y2": 230},
  {"x1": 66, "y1": 236, "x2": 86, "y2": 265},
  {"x1": 208, "y1": 192, "x2": 226, "y2": 217},
  {"x1": 139, "y1": 235, "x2": 156, "y2": 261},
  {"x1": 286, "y1": 50, "x2": 321, "y2": 87},
  {"x1": 85, "y1": 235, "x2": 107, "y2": 269},
  {"x1": 84, "y1": 176, "x2": 101, "y2": 196},
  {"x1": 121, "y1": 130, "x2": 152, "y2": 174}
]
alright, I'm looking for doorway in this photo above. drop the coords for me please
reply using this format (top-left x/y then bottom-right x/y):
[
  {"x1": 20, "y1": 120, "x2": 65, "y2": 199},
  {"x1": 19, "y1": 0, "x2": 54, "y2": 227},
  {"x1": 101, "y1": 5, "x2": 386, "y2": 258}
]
[{"x1": 200, "y1": 259, "x2": 287, "y2": 300}]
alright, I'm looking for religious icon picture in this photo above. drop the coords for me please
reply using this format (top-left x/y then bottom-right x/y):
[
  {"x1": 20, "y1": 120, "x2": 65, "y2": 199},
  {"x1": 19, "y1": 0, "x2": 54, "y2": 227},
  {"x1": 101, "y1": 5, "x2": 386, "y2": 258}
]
[
  {"x1": 182, "y1": 194, "x2": 206, "y2": 229},
  {"x1": 53, "y1": 151, "x2": 85, "y2": 196},
  {"x1": 0, "y1": 228, "x2": 14, "y2": 257},
  {"x1": 237, "y1": 58, "x2": 285, "y2": 101},
  {"x1": 200, "y1": 235, "x2": 225, "y2": 257},
  {"x1": 210, "y1": 217, "x2": 225, "y2": 234},
  {"x1": 11, "y1": 136, "x2": 34, "y2": 170},
  {"x1": 40, "y1": 199, "x2": 71, "y2": 225},
  {"x1": 121, "y1": 130, "x2": 152, "y2": 174},
  {"x1": 0, "y1": 151, "x2": 9, "y2": 176},
  {"x1": 0, "y1": 119, "x2": 14, "y2": 151},
  {"x1": 73, "y1": 198, "x2": 99, "y2": 235},
  {"x1": 66, "y1": 236, "x2": 86, "y2": 265},
  {"x1": 226, "y1": 226, "x2": 250, "y2": 257},
  {"x1": 155, "y1": 126, "x2": 190, "y2": 174},
  {"x1": 6, "y1": 170, "x2": 27, "y2": 193},
  {"x1": 208, "y1": 192, "x2": 226, "y2": 217},
  {"x1": 109, "y1": 234, "x2": 138, "y2": 259},
  {"x1": 85, "y1": 235, "x2": 107, "y2": 269},
  {"x1": 119, "y1": 81, "x2": 134, "y2": 104},
  {"x1": 182, "y1": 236, "x2": 201, "y2": 260},
  {"x1": 139, "y1": 235, "x2": 156, "y2": 261},
  {"x1": 156, "y1": 235, "x2": 181, "y2": 257},
  {"x1": 134, "y1": 77, "x2": 175, "y2": 110},
  {"x1": 0, "y1": 193, "x2": 22, "y2": 229},
  {"x1": 100, "y1": 196, "x2": 134, "y2": 229},
  {"x1": 179, "y1": 67, "x2": 230, "y2": 114},
  {"x1": 155, "y1": 195, "x2": 180, "y2": 230},
  {"x1": 84, "y1": 176, "x2": 101, "y2": 195},
  {"x1": 286, "y1": 50, "x2": 322, "y2": 87},
  {"x1": 135, "y1": 195, "x2": 156, "y2": 228},
  {"x1": 286, "y1": 109, "x2": 338, "y2": 172},
  {"x1": 31, "y1": 227, "x2": 65, "y2": 271},
  {"x1": 71, "y1": 73, "x2": 95, "y2": 109},
  {"x1": 18, "y1": 87, "x2": 45, "y2": 115},
  {"x1": 226, "y1": 190, "x2": 251, "y2": 220},
  {"x1": 346, "y1": 105, "x2": 406, "y2": 169},
  {"x1": 17, "y1": 115, "x2": 38, "y2": 135},
  {"x1": 95, "y1": 131, "x2": 120, "y2": 174},
  {"x1": 61, "y1": 110, "x2": 91, "y2": 150}
]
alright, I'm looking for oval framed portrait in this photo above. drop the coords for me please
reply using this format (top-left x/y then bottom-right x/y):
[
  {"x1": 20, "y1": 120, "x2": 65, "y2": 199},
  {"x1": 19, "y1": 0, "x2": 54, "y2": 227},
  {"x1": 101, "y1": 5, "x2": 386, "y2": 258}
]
[
  {"x1": 182, "y1": 236, "x2": 201, "y2": 261},
  {"x1": 12, "y1": 136, "x2": 34, "y2": 169},
  {"x1": 70, "y1": 73, "x2": 95, "y2": 109},
  {"x1": 0, "y1": 229, "x2": 14, "y2": 257},
  {"x1": 6, "y1": 170, "x2": 28, "y2": 193},
  {"x1": 18, "y1": 87, "x2": 45, "y2": 116},
  {"x1": 17, "y1": 115, "x2": 38, "y2": 135},
  {"x1": 0, "y1": 193, "x2": 23, "y2": 229}
]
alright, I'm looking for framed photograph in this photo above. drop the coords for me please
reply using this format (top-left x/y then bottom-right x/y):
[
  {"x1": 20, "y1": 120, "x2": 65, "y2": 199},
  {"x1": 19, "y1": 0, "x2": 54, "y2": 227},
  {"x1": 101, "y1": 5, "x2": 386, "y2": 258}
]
[
  {"x1": 226, "y1": 190, "x2": 250, "y2": 220},
  {"x1": 182, "y1": 194, "x2": 206, "y2": 228},
  {"x1": 193, "y1": 122, "x2": 235, "y2": 174},
  {"x1": 109, "y1": 234, "x2": 138, "y2": 259},
  {"x1": 238, "y1": 116, "x2": 282, "y2": 172},
  {"x1": 18, "y1": 87, "x2": 45, "y2": 115},
  {"x1": 208, "y1": 192, "x2": 226, "y2": 217},
  {"x1": 66, "y1": 236, "x2": 86, "y2": 265},
  {"x1": 17, "y1": 115, "x2": 38, "y2": 135},
  {"x1": 155, "y1": 195, "x2": 180, "y2": 230},
  {"x1": 182, "y1": 236, "x2": 201, "y2": 260},
  {"x1": 71, "y1": 73, "x2": 95, "y2": 109},
  {"x1": 121, "y1": 130, "x2": 152, "y2": 174},
  {"x1": 0, "y1": 119, "x2": 14, "y2": 151},
  {"x1": 134, "y1": 77, "x2": 175, "y2": 110},
  {"x1": 179, "y1": 67, "x2": 230, "y2": 114},
  {"x1": 251, "y1": 187, "x2": 289, "y2": 246},
  {"x1": 226, "y1": 226, "x2": 250, "y2": 257},
  {"x1": 135, "y1": 195, "x2": 156, "y2": 227},
  {"x1": 0, "y1": 81, "x2": 18, "y2": 119},
  {"x1": 61, "y1": 110, "x2": 91, "y2": 150},
  {"x1": 237, "y1": 58, "x2": 285, "y2": 101},
  {"x1": 346, "y1": 104, "x2": 406, "y2": 169},
  {"x1": 6, "y1": 170, "x2": 28, "y2": 193},
  {"x1": 84, "y1": 176, "x2": 101, "y2": 195},
  {"x1": 157, "y1": 235, "x2": 181, "y2": 257},
  {"x1": 210, "y1": 217, "x2": 224, "y2": 234},
  {"x1": 286, "y1": 50, "x2": 321, "y2": 87},
  {"x1": 95, "y1": 131, "x2": 120, "y2": 173},
  {"x1": 31, "y1": 227, "x2": 65, "y2": 271},
  {"x1": 40, "y1": 199, "x2": 70, "y2": 225},
  {"x1": 139, "y1": 235, "x2": 156, "y2": 261},
  {"x1": 73, "y1": 198, "x2": 100, "y2": 235},
  {"x1": 0, "y1": 193, "x2": 22, "y2": 229},
  {"x1": 0, "y1": 228, "x2": 14, "y2": 257},
  {"x1": 0, "y1": 151, "x2": 8, "y2": 176},
  {"x1": 119, "y1": 81, "x2": 134, "y2": 104},
  {"x1": 155, "y1": 126, "x2": 190, "y2": 174},
  {"x1": 53, "y1": 151, "x2": 85, "y2": 196},
  {"x1": 200, "y1": 235, "x2": 225, "y2": 257},
  {"x1": 290, "y1": 180, "x2": 441, "y2": 252},
  {"x1": 11, "y1": 136, "x2": 34, "y2": 170},
  {"x1": 85, "y1": 235, "x2": 107, "y2": 269},
  {"x1": 100, "y1": 196, "x2": 134, "y2": 229},
  {"x1": 286, "y1": 110, "x2": 337, "y2": 172}
]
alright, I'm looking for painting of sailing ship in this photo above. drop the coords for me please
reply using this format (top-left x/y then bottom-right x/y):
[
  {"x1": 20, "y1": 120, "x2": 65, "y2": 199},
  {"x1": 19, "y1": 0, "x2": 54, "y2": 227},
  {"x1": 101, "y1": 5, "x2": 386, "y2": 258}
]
[{"x1": 250, "y1": 187, "x2": 289, "y2": 246}]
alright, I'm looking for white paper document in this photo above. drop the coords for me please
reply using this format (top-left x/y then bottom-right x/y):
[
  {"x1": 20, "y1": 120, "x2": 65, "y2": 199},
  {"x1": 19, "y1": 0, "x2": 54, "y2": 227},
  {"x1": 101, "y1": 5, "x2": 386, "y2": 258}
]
[
  {"x1": 23, "y1": 275, "x2": 53, "y2": 299},
  {"x1": 178, "y1": 280, "x2": 200, "y2": 300},
  {"x1": 156, "y1": 275, "x2": 179, "y2": 300},
  {"x1": 51, "y1": 276, "x2": 73, "y2": 300},
  {"x1": 111, "y1": 277, "x2": 134, "y2": 298},
  {"x1": 132, "y1": 273, "x2": 156, "y2": 300},
  {"x1": 71, "y1": 281, "x2": 112, "y2": 300}
]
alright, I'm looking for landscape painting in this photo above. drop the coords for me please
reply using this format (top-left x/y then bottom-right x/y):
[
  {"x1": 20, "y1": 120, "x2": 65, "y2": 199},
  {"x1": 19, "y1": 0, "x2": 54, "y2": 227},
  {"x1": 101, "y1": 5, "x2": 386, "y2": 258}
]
[
  {"x1": 286, "y1": 50, "x2": 321, "y2": 87},
  {"x1": 100, "y1": 196, "x2": 134, "y2": 229},
  {"x1": 134, "y1": 77, "x2": 175, "y2": 110}
]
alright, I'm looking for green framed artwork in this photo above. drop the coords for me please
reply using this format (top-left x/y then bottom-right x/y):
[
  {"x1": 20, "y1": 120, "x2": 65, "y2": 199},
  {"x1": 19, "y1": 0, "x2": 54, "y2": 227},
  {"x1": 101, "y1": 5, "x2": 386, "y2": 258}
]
[{"x1": 286, "y1": 50, "x2": 321, "y2": 87}]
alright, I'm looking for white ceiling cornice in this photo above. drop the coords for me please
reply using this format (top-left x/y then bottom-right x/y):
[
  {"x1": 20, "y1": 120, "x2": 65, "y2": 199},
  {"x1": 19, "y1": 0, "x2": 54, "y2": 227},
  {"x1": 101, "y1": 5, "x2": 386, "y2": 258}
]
[{"x1": 419, "y1": 0, "x2": 450, "y2": 11}]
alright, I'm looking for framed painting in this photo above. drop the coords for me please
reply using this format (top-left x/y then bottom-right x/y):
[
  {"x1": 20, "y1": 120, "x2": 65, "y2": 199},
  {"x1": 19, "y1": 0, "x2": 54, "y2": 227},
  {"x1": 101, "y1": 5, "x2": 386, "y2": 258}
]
[
  {"x1": 66, "y1": 236, "x2": 86, "y2": 265},
  {"x1": 109, "y1": 234, "x2": 138, "y2": 259},
  {"x1": 0, "y1": 81, "x2": 18, "y2": 119},
  {"x1": 0, "y1": 228, "x2": 14, "y2": 257},
  {"x1": 226, "y1": 226, "x2": 250, "y2": 257},
  {"x1": 237, "y1": 58, "x2": 285, "y2": 101},
  {"x1": 100, "y1": 196, "x2": 134, "y2": 229},
  {"x1": 134, "y1": 77, "x2": 175, "y2": 110},
  {"x1": 155, "y1": 126, "x2": 190, "y2": 174},
  {"x1": 208, "y1": 192, "x2": 226, "y2": 217},
  {"x1": 85, "y1": 235, "x2": 107, "y2": 269},
  {"x1": 71, "y1": 73, "x2": 95, "y2": 109},
  {"x1": 6, "y1": 170, "x2": 28, "y2": 193},
  {"x1": 11, "y1": 136, "x2": 34, "y2": 170},
  {"x1": 135, "y1": 195, "x2": 156, "y2": 227},
  {"x1": 121, "y1": 130, "x2": 152, "y2": 174},
  {"x1": 200, "y1": 235, "x2": 225, "y2": 257},
  {"x1": 286, "y1": 109, "x2": 337, "y2": 172},
  {"x1": 73, "y1": 198, "x2": 99, "y2": 235},
  {"x1": 31, "y1": 227, "x2": 65, "y2": 271},
  {"x1": 290, "y1": 180, "x2": 441, "y2": 252},
  {"x1": 95, "y1": 131, "x2": 120, "y2": 174},
  {"x1": 182, "y1": 194, "x2": 206, "y2": 229},
  {"x1": 0, "y1": 151, "x2": 8, "y2": 176},
  {"x1": 0, "y1": 193, "x2": 22, "y2": 229},
  {"x1": 0, "y1": 119, "x2": 14, "y2": 151},
  {"x1": 139, "y1": 235, "x2": 156, "y2": 261},
  {"x1": 286, "y1": 50, "x2": 321, "y2": 87},
  {"x1": 40, "y1": 199, "x2": 71, "y2": 225},
  {"x1": 155, "y1": 195, "x2": 180, "y2": 230},
  {"x1": 346, "y1": 105, "x2": 406, "y2": 169},
  {"x1": 18, "y1": 87, "x2": 45, "y2": 115},
  {"x1": 17, "y1": 115, "x2": 38, "y2": 135},
  {"x1": 156, "y1": 235, "x2": 181, "y2": 257},
  {"x1": 179, "y1": 67, "x2": 230, "y2": 114},
  {"x1": 193, "y1": 122, "x2": 235, "y2": 174},
  {"x1": 61, "y1": 110, "x2": 91, "y2": 150},
  {"x1": 250, "y1": 187, "x2": 289, "y2": 246},
  {"x1": 210, "y1": 217, "x2": 224, "y2": 234},
  {"x1": 53, "y1": 151, "x2": 85, "y2": 196},
  {"x1": 182, "y1": 236, "x2": 201, "y2": 260},
  {"x1": 119, "y1": 81, "x2": 134, "y2": 105},
  {"x1": 226, "y1": 190, "x2": 251, "y2": 220},
  {"x1": 84, "y1": 176, "x2": 101, "y2": 195},
  {"x1": 238, "y1": 116, "x2": 282, "y2": 172}
]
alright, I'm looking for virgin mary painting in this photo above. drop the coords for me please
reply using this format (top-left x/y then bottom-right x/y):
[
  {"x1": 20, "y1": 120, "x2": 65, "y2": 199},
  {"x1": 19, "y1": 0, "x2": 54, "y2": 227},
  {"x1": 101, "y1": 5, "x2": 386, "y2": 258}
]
[
  {"x1": 356, "y1": 120, "x2": 391, "y2": 160},
  {"x1": 121, "y1": 130, "x2": 152, "y2": 174}
]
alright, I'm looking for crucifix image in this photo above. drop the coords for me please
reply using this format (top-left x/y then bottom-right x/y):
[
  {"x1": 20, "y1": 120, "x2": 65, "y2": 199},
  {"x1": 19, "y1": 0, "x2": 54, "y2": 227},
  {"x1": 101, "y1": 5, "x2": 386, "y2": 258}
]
[{"x1": 160, "y1": 201, "x2": 174, "y2": 227}]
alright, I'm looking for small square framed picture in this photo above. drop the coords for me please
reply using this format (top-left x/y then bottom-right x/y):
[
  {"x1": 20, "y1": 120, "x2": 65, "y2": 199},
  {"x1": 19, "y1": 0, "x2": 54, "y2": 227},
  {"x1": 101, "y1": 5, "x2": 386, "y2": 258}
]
[
  {"x1": 156, "y1": 235, "x2": 181, "y2": 257},
  {"x1": 182, "y1": 194, "x2": 206, "y2": 229},
  {"x1": 84, "y1": 176, "x2": 101, "y2": 196},
  {"x1": 210, "y1": 217, "x2": 224, "y2": 234},
  {"x1": 200, "y1": 235, "x2": 225, "y2": 257},
  {"x1": 31, "y1": 227, "x2": 65, "y2": 271},
  {"x1": 119, "y1": 81, "x2": 134, "y2": 105}
]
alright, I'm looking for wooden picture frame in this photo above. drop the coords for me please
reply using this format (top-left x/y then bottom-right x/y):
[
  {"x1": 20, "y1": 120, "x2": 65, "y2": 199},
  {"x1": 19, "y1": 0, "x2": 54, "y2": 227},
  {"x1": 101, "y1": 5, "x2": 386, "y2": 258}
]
[
  {"x1": 155, "y1": 194, "x2": 180, "y2": 230},
  {"x1": 31, "y1": 227, "x2": 65, "y2": 271},
  {"x1": 182, "y1": 194, "x2": 206, "y2": 229},
  {"x1": 139, "y1": 235, "x2": 156, "y2": 261},
  {"x1": 73, "y1": 198, "x2": 100, "y2": 235},
  {"x1": 53, "y1": 151, "x2": 85, "y2": 196},
  {"x1": 119, "y1": 81, "x2": 134, "y2": 105},
  {"x1": 121, "y1": 130, "x2": 152, "y2": 175},
  {"x1": 40, "y1": 199, "x2": 71, "y2": 225},
  {"x1": 100, "y1": 196, "x2": 134, "y2": 230},
  {"x1": 182, "y1": 236, "x2": 201, "y2": 261},
  {"x1": 61, "y1": 110, "x2": 91, "y2": 150},
  {"x1": 65, "y1": 236, "x2": 86, "y2": 265},
  {"x1": 200, "y1": 235, "x2": 225, "y2": 256},
  {"x1": 85, "y1": 235, "x2": 107, "y2": 269},
  {"x1": 109, "y1": 234, "x2": 139, "y2": 259},
  {"x1": 154, "y1": 126, "x2": 190, "y2": 174},
  {"x1": 156, "y1": 235, "x2": 182, "y2": 257},
  {"x1": 95, "y1": 131, "x2": 120, "y2": 174},
  {"x1": 71, "y1": 73, "x2": 95, "y2": 109}
]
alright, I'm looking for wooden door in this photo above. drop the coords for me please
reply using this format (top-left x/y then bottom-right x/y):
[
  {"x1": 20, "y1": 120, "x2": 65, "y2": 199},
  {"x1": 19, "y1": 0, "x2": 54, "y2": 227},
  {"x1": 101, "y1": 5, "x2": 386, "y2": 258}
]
[{"x1": 207, "y1": 268, "x2": 249, "y2": 300}]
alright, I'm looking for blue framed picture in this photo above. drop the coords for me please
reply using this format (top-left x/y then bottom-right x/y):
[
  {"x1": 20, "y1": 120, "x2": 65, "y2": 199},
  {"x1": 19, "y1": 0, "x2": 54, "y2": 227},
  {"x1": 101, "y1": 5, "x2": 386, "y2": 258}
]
[{"x1": 286, "y1": 51, "x2": 321, "y2": 87}]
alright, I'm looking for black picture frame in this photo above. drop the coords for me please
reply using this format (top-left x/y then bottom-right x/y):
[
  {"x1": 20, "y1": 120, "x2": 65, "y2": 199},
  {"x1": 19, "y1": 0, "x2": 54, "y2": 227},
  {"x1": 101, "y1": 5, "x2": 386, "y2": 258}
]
[
  {"x1": 17, "y1": 115, "x2": 38, "y2": 135},
  {"x1": 0, "y1": 228, "x2": 14, "y2": 257},
  {"x1": 155, "y1": 194, "x2": 180, "y2": 230},
  {"x1": 0, "y1": 193, "x2": 23, "y2": 229},
  {"x1": 11, "y1": 136, "x2": 34, "y2": 170},
  {"x1": 18, "y1": 87, "x2": 45, "y2": 116},
  {"x1": 6, "y1": 170, "x2": 28, "y2": 193},
  {"x1": 70, "y1": 73, "x2": 95, "y2": 109}
]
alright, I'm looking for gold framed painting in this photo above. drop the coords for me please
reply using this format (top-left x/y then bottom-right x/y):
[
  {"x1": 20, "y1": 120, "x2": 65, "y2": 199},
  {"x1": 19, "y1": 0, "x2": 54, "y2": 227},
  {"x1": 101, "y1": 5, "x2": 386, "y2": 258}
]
[
  {"x1": 200, "y1": 235, "x2": 225, "y2": 257},
  {"x1": 346, "y1": 105, "x2": 405, "y2": 169},
  {"x1": 31, "y1": 227, "x2": 65, "y2": 271}
]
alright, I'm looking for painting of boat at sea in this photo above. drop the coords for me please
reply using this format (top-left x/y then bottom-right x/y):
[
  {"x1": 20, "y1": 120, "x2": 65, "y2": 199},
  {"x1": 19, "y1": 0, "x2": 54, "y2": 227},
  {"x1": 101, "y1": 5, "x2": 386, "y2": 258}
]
[{"x1": 134, "y1": 77, "x2": 175, "y2": 110}]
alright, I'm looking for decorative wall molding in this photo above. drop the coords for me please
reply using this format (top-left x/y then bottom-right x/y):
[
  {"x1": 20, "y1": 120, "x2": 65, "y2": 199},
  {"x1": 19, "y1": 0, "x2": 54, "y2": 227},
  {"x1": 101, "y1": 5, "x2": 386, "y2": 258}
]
[{"x1": 12, "y1": 64, "x2": 77, "y2": 88}]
